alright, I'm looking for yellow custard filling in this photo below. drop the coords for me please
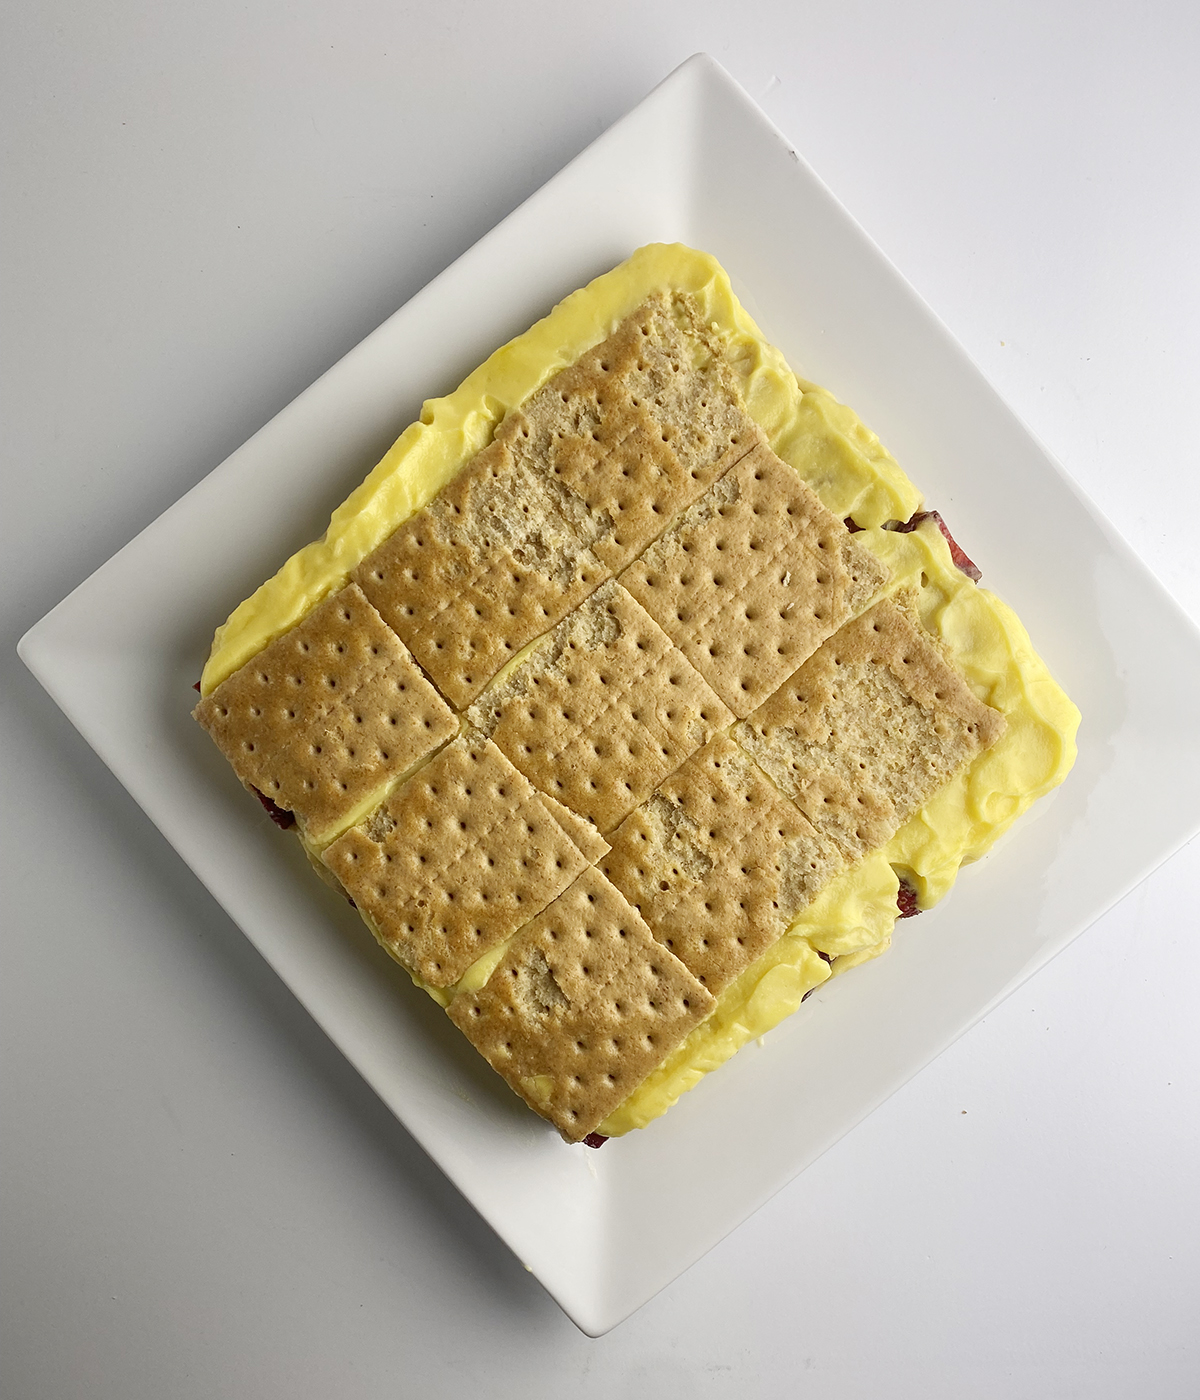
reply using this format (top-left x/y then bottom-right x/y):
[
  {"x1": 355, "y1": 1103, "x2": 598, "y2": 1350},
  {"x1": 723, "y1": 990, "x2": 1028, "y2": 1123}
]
[{"x1": 203, "y1": 243, "x2": 1079, "y2": 1137}]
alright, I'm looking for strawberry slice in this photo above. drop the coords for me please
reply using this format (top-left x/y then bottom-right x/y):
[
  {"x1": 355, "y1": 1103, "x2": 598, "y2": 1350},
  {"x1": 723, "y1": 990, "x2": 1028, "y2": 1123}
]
[
  {"x1": 251, "y1": 786, "x2": 296, "y2": 830},
  {"x1": 896, "y1": 880, "x2": 922, "y2": 919},
  {"x1": 892, "y1": 511, "x2": 982, "y2": 581}
]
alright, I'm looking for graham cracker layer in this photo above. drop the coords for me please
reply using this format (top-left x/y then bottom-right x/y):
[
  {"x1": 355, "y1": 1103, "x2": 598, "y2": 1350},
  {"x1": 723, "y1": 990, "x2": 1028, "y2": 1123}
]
[
  {"x1": 538, "y1": 792, "x2": 611, "y2": 866},
  {"x1": 602, "y1": 735, "x2": 844, "y2": 995},
  {"x1": 321, "y1": 735, "x2": 592, "y2": 986},
  {"x1": 354, "y1": 293, "x2": 763, "y2": 709},
  {"x1": 494, "y1": 290, "x2": 763, "y2": 575},
  {"x1": 620, "y1": 443, "x2": 889, "y2": 717},
  {"x1": 467, "y1": 581, "x2": 733, "y2": 833},
  {"x1": 353, "y1": 437, "x2": 608, "y2": 709},
  {"x1": 193, "y1": 261, "x2": 1029, "y2": 1146},
  {"x1": 733, "y1": 595, "x2": 1006, "y2": 861},
  {"x1": 193, "y1": 584, "x2": 457, "y2": 844},
  {"x1": 448, "y1": 866, "x2": 714, "y2": 1141}
]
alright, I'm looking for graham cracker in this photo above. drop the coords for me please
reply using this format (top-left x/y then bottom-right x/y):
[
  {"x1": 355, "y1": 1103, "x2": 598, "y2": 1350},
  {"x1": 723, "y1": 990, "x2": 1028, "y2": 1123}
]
[
  {"x1": 321, "y1": 735, "x2": 592, "y2": 986},
  {"x1": 353, "y1": 437, "x2": 609, "y2": 709},
  {"x1": 620, "y1": 442, "x2": 889, "y2": 717},
  {"x1": 538, "y1": 792, "x2": 611, "y2": 866},
  {"x1": 447, "y1": 866, "x2": 714, "y2": 1141},
  {"x1": 194, "y1": 584, "x2": 457, "y2": 844},
  {"x1": 602, "y1": 735, "x2": 844, "y2": 994},
  {"x1": 733, "y1": 594, "x2": 1006, "y2": 860},
  {"x1": 354, "y1": 294, "x2": 764, "y2": 709},
  {"x1": 494, "y1": 291, "x2": 764, "y2": 574},
  {"x1": 466, "y1": 581, "x2": 733, "y2": 833}
]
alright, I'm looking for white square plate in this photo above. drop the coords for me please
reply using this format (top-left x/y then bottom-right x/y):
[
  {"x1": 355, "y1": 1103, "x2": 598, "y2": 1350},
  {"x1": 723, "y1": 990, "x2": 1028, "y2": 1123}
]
[{"x1": 19, "y1": 54, "x2": 1200, "y2": 1335}]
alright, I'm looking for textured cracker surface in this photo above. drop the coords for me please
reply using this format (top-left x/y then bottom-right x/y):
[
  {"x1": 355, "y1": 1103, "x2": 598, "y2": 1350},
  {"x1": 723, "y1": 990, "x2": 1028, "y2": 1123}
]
[
  {"x1": 448, "y1": 867, "x2": 714, "y2": 1141},
  {"x1": 354, "y1": 293, "x2": 762, "y2": 708},
  {"x1": 734, "y1": 596, "x2": 1007, "y2": 860},
  {"x1": 194, "y1": 584, "x2": 457, "y2": 843},
  {"x1": 494, "y1": 290, "x2": 763, "y2": 575},
  {"x1": 321, "y1": 735, "x2": 590, "y2": 986},
  {"x1": 353, "y1": 438, "x2": 608, "y2": 708},
  {"x1": 538, "y1": 792, "x2": 611, "y2": 866},
  {"x1": 603, "y1": 735, "x2": 844, "y2": 994},
  {"x1": 621, "y1": 443, "x2": 889, "y2": 717},
  {"x1": 467, "y1": 581, "x2": 733, "y2": 832}
]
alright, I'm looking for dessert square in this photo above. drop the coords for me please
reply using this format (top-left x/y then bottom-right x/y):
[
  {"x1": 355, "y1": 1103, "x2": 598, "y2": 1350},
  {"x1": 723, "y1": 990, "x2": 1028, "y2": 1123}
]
[
  {"x1": 193, "y1": 583, "x2": 457, "y2": 845},
  {"x1": 602, "y1": 735, "x2": 844, "y2": 994},
  {"x1": 321, "y1": 735, "x2": 595, "y2": 987},
  {"x1": 448, "y1": 866, "x2": 714, "y2": 1140},
  {"x1": 620, "y1": 441, "x2": 889, "y2": 717},
  {"x1": 467, "y1": 580, "x2": 733, "y2": 833},
  {"x1": 193, "y1": 245, "x2": 1071, "y2": 1145}
]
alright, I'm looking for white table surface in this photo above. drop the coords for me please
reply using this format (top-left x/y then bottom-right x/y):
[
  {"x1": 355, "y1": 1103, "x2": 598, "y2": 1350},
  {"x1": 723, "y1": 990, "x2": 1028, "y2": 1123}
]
[{"x1": 3, "y1": 3, "x2": 1198, "y2": 1395}]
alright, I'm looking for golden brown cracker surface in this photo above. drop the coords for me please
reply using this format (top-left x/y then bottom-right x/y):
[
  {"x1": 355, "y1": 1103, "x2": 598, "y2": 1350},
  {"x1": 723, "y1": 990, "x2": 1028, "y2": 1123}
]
[
  {"x1": 496, "y1": 291, "x2": 764, "y2": 574},
  {"x1": 448, "y1": 867, "x2": 713, "y2": 1141},
  {"x1": 354, "y1": 294, "x2": 764, "y2": 709},
  {"x1": 353, "y1": 439, "x2": 608, "y2": 708},
  {"x1": 603, "y1": 735, "x2": 844, "y2": 994},
  {"x1": 194, "y1": 584, "x2": 457, "y2": 844},
  {"x1": 621, "y1": 443, "x2": 888, "y2": 717},
  {"x1": 321, "y1": 735, "x2": 592, "y2": 986},
  {"x1": 734, "y1": 596, "x2": 1006, "y2": 861},
  {"x1": 538, "y1": 792, "x2": 611, "y2": 866},
  {"x1": 467, "y1": 581, "x2": 733, "y2": 833}
]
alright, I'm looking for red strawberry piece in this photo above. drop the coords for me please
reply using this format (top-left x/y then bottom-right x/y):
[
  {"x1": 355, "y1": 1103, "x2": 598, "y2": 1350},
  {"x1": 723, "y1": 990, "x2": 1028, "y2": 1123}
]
[
  {"x1": 896, "y1": 880, "x2": 922, "y2": 919},
  {"x1": 891, "y1": 511, "x2": 981, "y2": 581},
  {"x1": 251, "y1": 786, "x2": 296, "y2": 830}
]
